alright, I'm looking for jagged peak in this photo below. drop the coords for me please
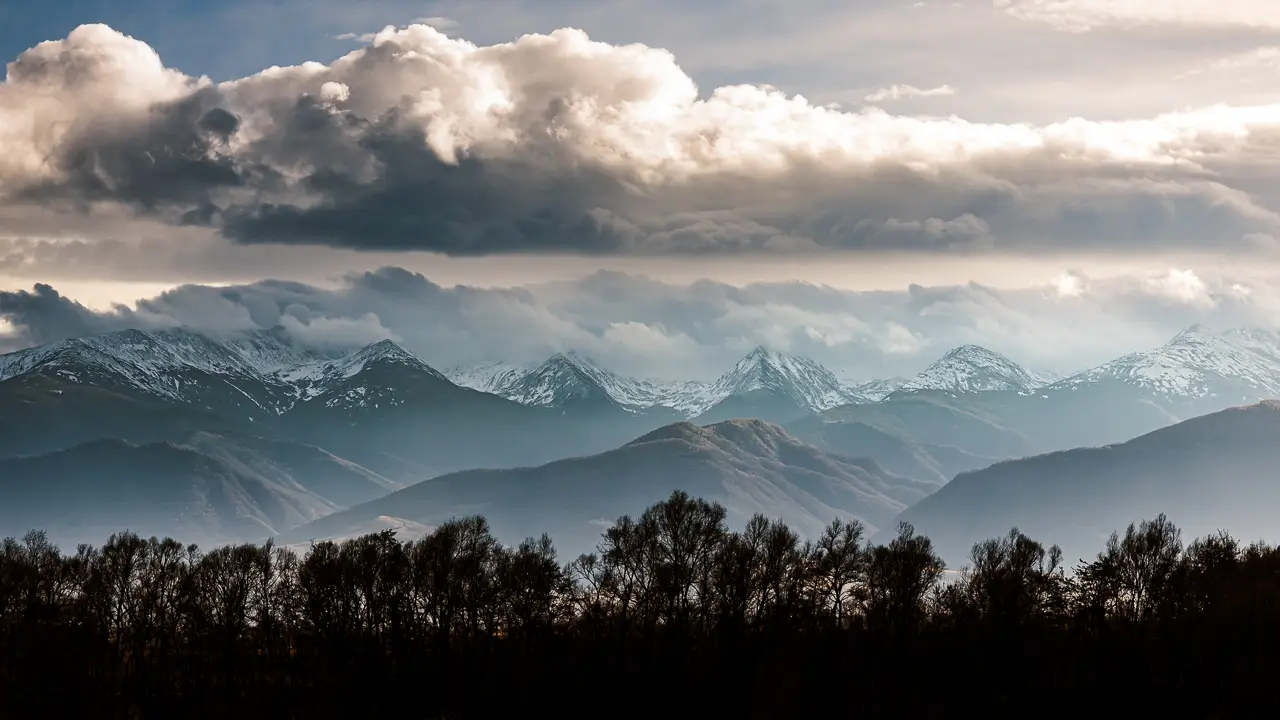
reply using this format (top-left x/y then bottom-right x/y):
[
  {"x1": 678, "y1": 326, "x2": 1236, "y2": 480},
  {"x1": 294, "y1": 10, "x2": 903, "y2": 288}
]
[
  {"x1": 544, "y1": 350, "x2": 597, "y2": 369},
  {"x1": 346, "y1": 339, "x2": 432, "y2": 368},
  {"x1": 533, "y1": 352, "x2": 599, "y2": 381},
  {"x1": 738, "y1": 345, "x2": 796, "y2": 365},
  {"x1": 900, "y1": 343, "x2": 1043, "y2": 394},
  {"x1": 1167, "y1": 324, "x2": 1216, "y2": 345},
  {"x1": 938, "y1": 344, "x2": 1012, "y2": 362}
]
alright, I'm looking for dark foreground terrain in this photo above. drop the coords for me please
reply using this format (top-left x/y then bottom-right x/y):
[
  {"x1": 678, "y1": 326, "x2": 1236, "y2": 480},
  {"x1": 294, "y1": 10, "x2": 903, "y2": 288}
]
[{"x1": 2, "y1": 490, "x2": 1278, "y2": 718}]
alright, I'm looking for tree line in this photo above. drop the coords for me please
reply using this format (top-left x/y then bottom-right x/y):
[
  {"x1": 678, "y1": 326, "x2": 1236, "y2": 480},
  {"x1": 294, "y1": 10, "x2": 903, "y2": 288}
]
[{"x1": 2, "y1": 490, "x2": 1278, "y2": 718}]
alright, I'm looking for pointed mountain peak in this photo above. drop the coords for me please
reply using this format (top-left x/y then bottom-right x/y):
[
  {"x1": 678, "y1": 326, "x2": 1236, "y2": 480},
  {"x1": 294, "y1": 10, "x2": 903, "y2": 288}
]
[
  {"x1": 492, "y1": 350, "x2": 625, "y2": 409},
  {"x1": 940, "y1": 344, "x2": 1009, "y2": 362},
  {"x1": 1168, "y1": 324, "x2": 1215, "y2": 345},
  {"x1": 351, "y1": 338, "x2": 414, "y2": 362},
  {"x1": 539, "y1": 351, "x2": 596, "y2": 377},
  {"x1": 340, "y1": 340, "x2": 442, "y2": 378},
  {"x1": 545, "y1": 350, "x2": 593, "y2": 368},
  {"x1": 900, "y1": 344, "x2": 1042, "y2": 395},
  {"x1": 365, "y1": 338, "x2": 402, "y2": 351},
  {"x1": 704, "y1": 346, "x2": 856, "y2": 414},
  {"x1": 740, "y1": 345, "x2": 786, "y2": 365}
]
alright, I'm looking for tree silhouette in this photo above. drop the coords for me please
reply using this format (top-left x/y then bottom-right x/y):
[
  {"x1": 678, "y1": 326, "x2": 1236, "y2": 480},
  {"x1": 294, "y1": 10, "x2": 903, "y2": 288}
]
[{"x1": 1, "y1": 493, "x2": 1279, "y2": 718}]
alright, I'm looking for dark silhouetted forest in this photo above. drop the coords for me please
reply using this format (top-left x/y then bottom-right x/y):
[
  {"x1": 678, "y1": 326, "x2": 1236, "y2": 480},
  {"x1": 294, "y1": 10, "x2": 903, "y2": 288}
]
[{"x1": 3, "y1": 490, "x2": 1279, "y2": 718}]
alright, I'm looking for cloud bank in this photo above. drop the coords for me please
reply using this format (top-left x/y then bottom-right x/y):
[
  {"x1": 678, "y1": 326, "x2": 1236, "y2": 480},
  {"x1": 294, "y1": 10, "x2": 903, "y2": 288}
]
[
  {"x1": 2, "y1": 22, "x2": 1280, "y2": 259},
  {"x1": 4, "y1": 267, "x2": 1279, "y2": 381}
]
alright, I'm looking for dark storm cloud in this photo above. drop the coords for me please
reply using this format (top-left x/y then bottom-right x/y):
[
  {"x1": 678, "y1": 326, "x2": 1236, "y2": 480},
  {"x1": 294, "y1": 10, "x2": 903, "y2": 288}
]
[
  {"x1": 4, "y1": 23, "x2": 1280, "y2": 258},
  {"x1": 0, "y1": 283, "x2": 135, "y2": 347}
]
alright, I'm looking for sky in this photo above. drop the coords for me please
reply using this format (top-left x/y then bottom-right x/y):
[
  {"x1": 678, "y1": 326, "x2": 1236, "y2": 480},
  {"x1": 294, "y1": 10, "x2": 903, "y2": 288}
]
[{"x1": 3, "y1": 0, "x2": 1280, "y2": 379}]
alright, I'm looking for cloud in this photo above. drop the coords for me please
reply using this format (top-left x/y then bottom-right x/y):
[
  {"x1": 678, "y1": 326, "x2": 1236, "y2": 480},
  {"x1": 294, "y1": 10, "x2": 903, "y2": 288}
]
[
  {"x1": 993, "y1": 0, "x2": 1280, "y2": 31},
  {"x1": 864, "y1": 84, "x2": 957, "y2": 103},
  {"x1": 410, "y1": 17, "x2": 457, "y2": 30},
  {"x1": 5, "y1": 267, "x2": 1280, "y2": 380},
  {"x1": 2, "y1": 23, "x2": 1280, "y2": 258},
  {"x1": 0, "y1": 284, "x2": 124, "y2": 347}
]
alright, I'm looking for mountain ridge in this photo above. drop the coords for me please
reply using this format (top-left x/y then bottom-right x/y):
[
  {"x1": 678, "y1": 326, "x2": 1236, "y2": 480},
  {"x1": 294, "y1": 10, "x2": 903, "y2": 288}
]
[
  {"x1": 881, "y1": 400, "x2": 1280, "y2": 566},
  {"x1": 276, "y1": 418, "x2": 940, "y2": 557}
]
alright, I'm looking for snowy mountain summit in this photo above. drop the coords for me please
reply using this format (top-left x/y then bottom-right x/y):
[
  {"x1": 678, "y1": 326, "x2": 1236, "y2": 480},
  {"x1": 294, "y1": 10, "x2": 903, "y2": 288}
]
[
  {"x1": 448, "y1": 346, "x2": 859, "y2": 418},
  {"x1": 703, "y1": 346, "x2": 861, "y2": 413},
  {"x1": 0, "y1": 327, "x2": 444, "y2": 417},
  {"x1": 898, "y1": 345, "x2": 1051, "y2": 395},
  {"x1": 448, "y1": 352, "x2": 688, "y2": 414},
  {"x1": 502, "y1": 353, "x2": 628, "y2": 409},
  {"x1": 1057, "y1": 325, "x2": 1280, "y2": 401}
]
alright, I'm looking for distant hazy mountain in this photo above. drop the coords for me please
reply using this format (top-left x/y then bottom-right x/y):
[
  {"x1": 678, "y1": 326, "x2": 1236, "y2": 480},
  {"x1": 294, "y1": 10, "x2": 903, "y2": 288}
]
[
  {"x1": 0, "y1": 431, "x2": 399, "y2": 549},
  {"x1": 787, "y1": 417, "x2": 999, "y2": 487},
  {"x1": 800, "y1": 327, "x2": 1280, "y2": 467},
  {"x1": 791, "y1": 391, "x2": 1039, "y2": 461},
  {"x1": 0, "y1": 370, "x2": 258, "y2": 459},
  {"x1": 881, "y1": 401, "x2": 1280, "y2": 567},
  {"x1": 447, "y1": 346, "x2": 861, "y2": 422},
  {"x1": 0, "y1": 327, "x2": 333, "y2": 422},
  {"x1": 454, "y1": 352, "x2": 684, "y2": 417},
  {"x1": 845, "y1": 377, "x2": 907, "y2": 402},
  {"x1": 276, "y1": 419, "x2": 940, "y2": 558},
  {"x1": 692, "y1": 347, "x2": 864, "y2": 424},
  {"x1": 273, "y1": 343, "x2": 663, "y2": 479},
  {"x1": 895, "y1": 345, "x2": 1053, "y2": 396},
  {"x1": 1049, "y1": 325, "x2": 1280, "y2": 406},
  {"x1": 0, "y1": 330, "x2": 672, "y2": 478}
]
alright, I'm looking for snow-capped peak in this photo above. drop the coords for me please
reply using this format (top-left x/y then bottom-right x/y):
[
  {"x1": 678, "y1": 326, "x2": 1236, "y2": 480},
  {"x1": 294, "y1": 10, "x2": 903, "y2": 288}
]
[
  {"x1": 704, "y1": 346, "x2": 859, "y2": 413},
  {"x1": 444, "y1": 360, "x2": 532, "y2": 395},
  {"x1": 492, "y1": 350, "x2": 678, "y2": 411},
  {"x1": 1057, "y1": 325, "x2": 1280, "y2": 400},
  {"x1": 278, "y1": 339, "x2": 444, "y2": 389},
  {"x1": 899, "y1": 344, "x2": 1048, "y2": 395},
  {"x1": 0, "y1": 328, "x2": 447, "y2": 415}
]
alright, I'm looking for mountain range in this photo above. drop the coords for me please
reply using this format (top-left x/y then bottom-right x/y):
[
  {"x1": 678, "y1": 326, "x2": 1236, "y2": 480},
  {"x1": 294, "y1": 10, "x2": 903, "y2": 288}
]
[
  {"x1": 445, "y1": 346, "x2": 868, "y2": 423},
  {"x1": 0, "y1": 328, "x2": 658, "y2": 478},
  {"x1": 3, "y1": 322, "x2": 1280, "y2": 557}
]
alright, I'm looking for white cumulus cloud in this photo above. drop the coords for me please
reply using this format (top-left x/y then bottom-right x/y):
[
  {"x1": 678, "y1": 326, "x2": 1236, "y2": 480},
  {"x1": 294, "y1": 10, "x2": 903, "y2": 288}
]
[{"x1": 1, "y1": 22, "x2": 1280, "y2": 259}]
